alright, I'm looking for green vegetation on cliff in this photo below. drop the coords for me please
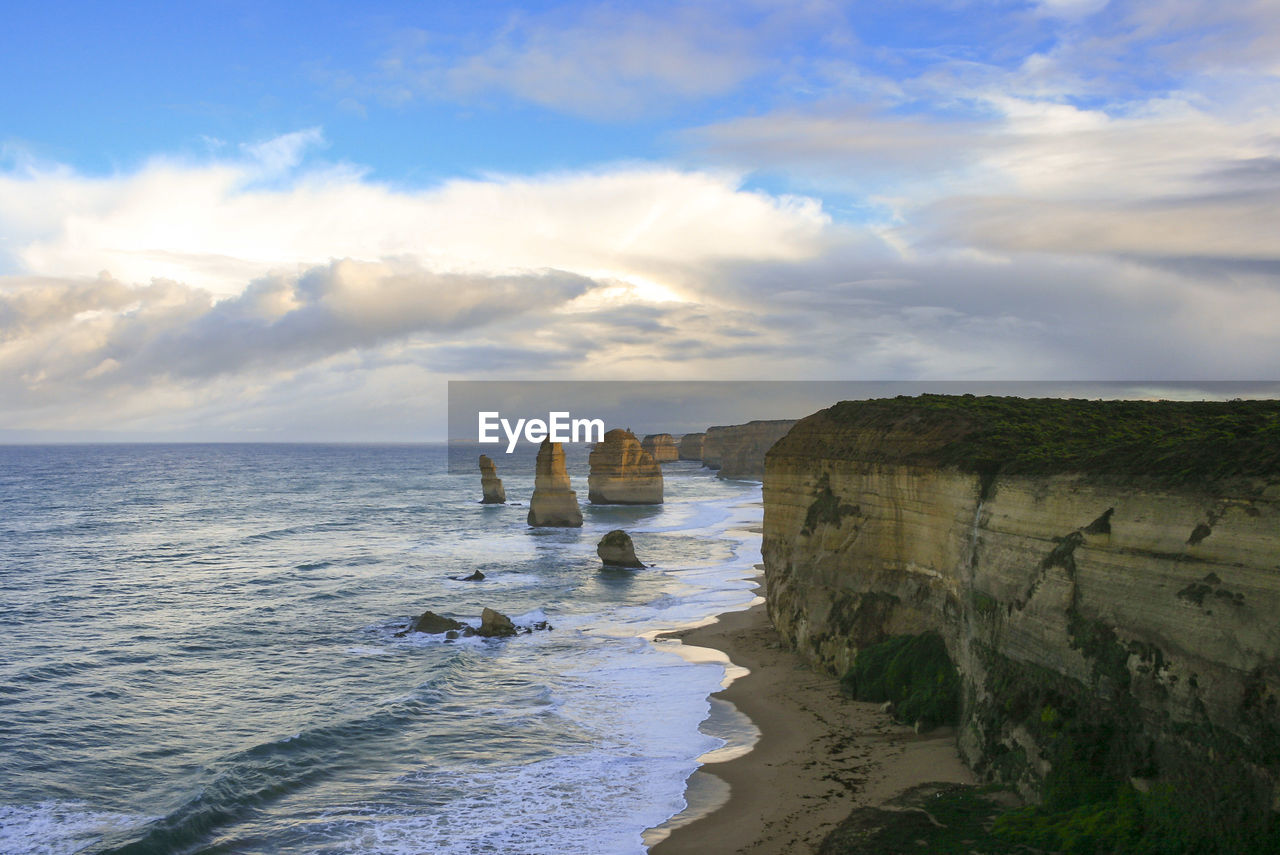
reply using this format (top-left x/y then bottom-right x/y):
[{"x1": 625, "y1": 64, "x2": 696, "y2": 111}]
[
  {"x1": 819, "y1": 780, "x2": 1280, "y2": 855},
  {"x1": 841, "y1": 632, "x2": 960, "y2": 729},
  {"x1": 811, "y1": 395, "x2": 1280, "y2": 484}
]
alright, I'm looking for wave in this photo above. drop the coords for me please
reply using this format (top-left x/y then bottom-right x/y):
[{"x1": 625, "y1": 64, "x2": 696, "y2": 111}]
[{"x1": 91, "y1": 656, "x2": 476, "y2": 855}]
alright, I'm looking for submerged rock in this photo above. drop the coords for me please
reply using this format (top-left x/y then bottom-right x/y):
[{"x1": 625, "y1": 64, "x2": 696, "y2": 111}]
[
  {"x1": 588, "y1": 429, "x2": 663, "y2": 504},
  {"x1": 478, "y1": 454, "x2": 506, "y2": 504},
  {"x1": 527, "y1": 440, "x2": 584, "y2": 527},
  {"x1": 597, "y1": 529, "x2": 644, "y2": 568},
  {"x1": 478, "y1": 607, "x2": 518, "y2": 638},
  {"x1": 641, "y1": 433, "x2": 679, "y2": 463},
  {"x1": 452, "y1": 570, "x2": 485, "y2": 582}
]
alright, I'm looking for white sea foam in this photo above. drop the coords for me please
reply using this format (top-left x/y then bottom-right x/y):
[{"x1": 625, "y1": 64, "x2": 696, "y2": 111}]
[
  {"x1": 0, "y1": 802, "x2": 150, "y2": 855},
  {"x1": 323, "y1": 751, "x2": 693, "y2": 855}
]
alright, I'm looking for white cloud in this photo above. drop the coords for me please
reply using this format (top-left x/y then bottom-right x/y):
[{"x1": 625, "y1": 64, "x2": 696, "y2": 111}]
[
  {"x1": 1034, "y1": 0, "x2": 1110, "y2": 19},
  {"x1": 0, "y1": 142, "x2": 829, "y2": 298},
  {"x1": 363, "y1": 0, "x2": 851, "y2": 118},
  {"x1": 443, "y1": 6, "x2": 759, "y2": 116},
  {"x1": 239, "y1": 127, "x2": 326, "y2": 175}
]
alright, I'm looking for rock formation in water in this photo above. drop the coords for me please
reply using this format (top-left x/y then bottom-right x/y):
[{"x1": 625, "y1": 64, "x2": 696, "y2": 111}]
[
  {"x1": 597, "y1": 529, "x2": 644, "y2": 568},
  {"x1": 678, "y1": 432, "x2": 705, "y2": 461},
  {"x1": 588, "y1": 429, "x2": 663, "y2": 504},
  {"x1": 702, "y1": 420, "x2": 796, "y2": 480},
  {"x1": 478, "y1": 454, "x2": 506, "y2": 504},
  {"x1": 397, "y1": 607, "x2": 551, "y2": 638},
  {"x1": 398, "y1": 610, "x2": 466, "y2": 636},
  {"x1": 478, "y1": 607, "x2": 517, "y2": 638},
  {"x1": 641, "y1": 433, "x2": 679, "y2": 463},
  {"x1": 763, "y1": 395, "x2": 1280, "y2": 813},
  {"x1": 527, "y1": 439, "x2": 583, "y2": 527}
]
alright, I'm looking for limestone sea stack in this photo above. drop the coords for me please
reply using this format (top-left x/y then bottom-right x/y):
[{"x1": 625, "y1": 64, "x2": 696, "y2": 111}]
[
  {"x1": 527, "y1": 439, "x2": 583, "y2": 527},
  {"x1": 478, "y1": 454, "x2": 506, "y2": 504},
  {"x1": 597, "y1": 529, "x2": 644, "y2": 568},
  {"x1": 588, "y1": 429, "x2": 663, "y2": 504},
  {"x1": 641, "y1": 433, "x2": 679, "y2": 463},
  {"x1": 678, "y1": 432, "x2": 705, "y2": 461}
]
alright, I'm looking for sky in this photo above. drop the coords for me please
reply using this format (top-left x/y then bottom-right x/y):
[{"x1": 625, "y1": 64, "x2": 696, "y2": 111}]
[{"x1": 1, "y1": 0, "x2": 1278, "y2": 440}]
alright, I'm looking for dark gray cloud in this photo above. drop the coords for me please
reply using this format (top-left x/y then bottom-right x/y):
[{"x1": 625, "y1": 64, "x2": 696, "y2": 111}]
[{"x1": 0, "y1": 261, "x2": 595, "y2": 411}]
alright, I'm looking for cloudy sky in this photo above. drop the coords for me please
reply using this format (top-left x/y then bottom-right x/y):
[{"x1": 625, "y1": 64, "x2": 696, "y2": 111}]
[{"x1": 2, "y1": 0, "x2": 1278, "y2": 439}]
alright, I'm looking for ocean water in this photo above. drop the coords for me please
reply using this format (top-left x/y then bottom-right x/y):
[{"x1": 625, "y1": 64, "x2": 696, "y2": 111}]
[{"x1": 0, "y1": 444, "x2": 763, "y2": 855}]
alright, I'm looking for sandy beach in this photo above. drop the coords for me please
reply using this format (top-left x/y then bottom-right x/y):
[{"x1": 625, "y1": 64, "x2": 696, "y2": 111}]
[{"x1": 649, "y1": 598, "x2": 974, "y2": 855}]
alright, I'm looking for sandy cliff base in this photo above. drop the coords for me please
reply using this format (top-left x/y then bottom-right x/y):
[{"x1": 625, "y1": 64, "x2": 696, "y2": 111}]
[{"x1": 649, "y1": 602, "x2": 974, "y2": 854}]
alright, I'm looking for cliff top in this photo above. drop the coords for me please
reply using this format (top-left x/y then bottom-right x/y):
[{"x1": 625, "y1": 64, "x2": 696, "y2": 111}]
[{"x1": 773, "y1": 395, "x2": 1280, "y2": 484}]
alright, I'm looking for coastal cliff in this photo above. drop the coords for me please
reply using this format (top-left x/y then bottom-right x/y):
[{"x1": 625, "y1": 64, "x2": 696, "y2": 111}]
[
  {"x1": 762, "y1": 396, "x2": 1280, "y2": 820},
  {"x1": 702, "y1": 419, "x2": 796, "y2": 480}
]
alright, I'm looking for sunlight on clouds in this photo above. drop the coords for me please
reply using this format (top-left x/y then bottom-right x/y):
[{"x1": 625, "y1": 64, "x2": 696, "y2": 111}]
[{"x1": 558, "y1": 275, "x2": 690, "y2": 313}]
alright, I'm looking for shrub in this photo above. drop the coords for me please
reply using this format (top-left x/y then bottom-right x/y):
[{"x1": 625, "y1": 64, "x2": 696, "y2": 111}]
[{"x1": 841, "y1": 632, "x2": 960, "y2": 729}]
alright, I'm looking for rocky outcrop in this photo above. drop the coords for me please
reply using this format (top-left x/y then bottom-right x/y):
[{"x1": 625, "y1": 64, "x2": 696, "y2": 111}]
[
  {"x1": 588, "y1": 429, "x2": 663, "y2": 504},
  {"x1": 478, "y1": 454, "x2": 506, "y2": 504},
  {"x1": 527, "y1": 439, "x2": 583, "y2": 527},
  {"x1": 702, "y1": 420, "x2": 797, "y2": 480},
  {"x1": 597, "y1": 529, "x2": 644, "y2": 568},
  {"x1": 641, "y1": 433, "x2": 679, "y2": 463},
  {"x1": 397, "y1": 608, "x2": 551, "y2": 638},
  {"x1": 763, "y1": 396, "x2": 1280, "y2": 806},
  {"x1": 678, "y1": 432, "x2": 705, "y2": 461},
  {"x1": 478, "y1": 607, "x2": 517, "y2": 638},
  {"x1": 399, "y1": 610, "x2": 466, "y2": 635}
]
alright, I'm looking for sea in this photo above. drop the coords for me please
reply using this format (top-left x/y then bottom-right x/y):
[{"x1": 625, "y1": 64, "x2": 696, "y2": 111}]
[{"x1": 0, "y1": 443, "x2": 764, "y2": 855}]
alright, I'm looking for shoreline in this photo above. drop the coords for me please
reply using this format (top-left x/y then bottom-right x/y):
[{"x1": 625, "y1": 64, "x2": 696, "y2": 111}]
[{"x1": 648, "y1": 597, "x2": 974, "y2": 854}]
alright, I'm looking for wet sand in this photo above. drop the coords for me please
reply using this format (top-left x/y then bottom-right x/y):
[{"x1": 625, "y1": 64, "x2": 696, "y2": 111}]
[{"x1": 648, "y1": 602, "x2": 973, "y2": 854}]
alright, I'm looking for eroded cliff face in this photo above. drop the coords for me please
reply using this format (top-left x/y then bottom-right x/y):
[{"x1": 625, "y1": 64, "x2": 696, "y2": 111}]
[
  {"x1": 588, "y1": 428, "x2": 663, "y2": 504},
  {"x1": 678, "y1": 432, "x2": 705, "y2": 461},
  {"x1": 763, "y1": 398, "x2": 1280, "y2": 801},
  {"x1": 702, "y1": 419, "x2": 796, "y2": 480},
  {"x1": 641, "y1": 433, "x2": 680, "y2": 463},
  {"x1": 528, "y1": 439, "x2": 583, "y2": 527},
  {"x1": 478, "y1": 454, "x2": 506, "y2": 504}
]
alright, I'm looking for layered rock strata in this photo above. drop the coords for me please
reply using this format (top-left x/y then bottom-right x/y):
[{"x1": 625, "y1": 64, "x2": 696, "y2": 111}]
[
  {"x1": 527, "y1": 439, "x2": 583, "y2": 527},
  {"x1": 588, "y1": 429, "x2": 663, "y2": 504},
  {"x1": 763, "y1": 396, "x2": 1280, "y2": 802},
  {"x1": 597, "y1": 529, "x2": 644, "y2": 568},
  {"x1": 702, "y1": 420, "x2": 797, "y2": 480},
  {"x1": 641, "y1": 433, "x2": 680, "y2": 463},
  {"x1": 678, "y1": 432, "x2": 705, "y2": 461},
  {"x1": 478, "y1": 454, "x2": 506, "y2": 504}
]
